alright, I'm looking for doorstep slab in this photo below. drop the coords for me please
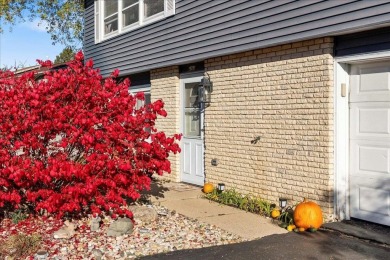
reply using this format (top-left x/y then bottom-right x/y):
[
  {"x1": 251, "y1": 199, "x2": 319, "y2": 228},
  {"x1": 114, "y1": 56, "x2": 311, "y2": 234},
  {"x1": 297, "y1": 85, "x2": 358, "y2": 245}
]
[
  {"x1": 143, "y1": 181, "x2": 204, "y2": 202},
  {"x1": 149, "y1": 189, "x2": 204, "y2": 202}
]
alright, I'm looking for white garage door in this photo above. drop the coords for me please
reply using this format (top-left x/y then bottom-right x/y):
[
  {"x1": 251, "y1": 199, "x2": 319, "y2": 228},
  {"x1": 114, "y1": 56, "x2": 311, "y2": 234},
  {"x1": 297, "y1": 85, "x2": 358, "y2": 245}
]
[{"x1": 350, "y1": 61, "x2": 390, "y2": 226}]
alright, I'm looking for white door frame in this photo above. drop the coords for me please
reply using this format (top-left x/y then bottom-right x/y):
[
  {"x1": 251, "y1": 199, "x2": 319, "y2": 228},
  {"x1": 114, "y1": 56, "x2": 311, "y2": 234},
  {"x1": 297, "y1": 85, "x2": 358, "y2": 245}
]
[
  {"x1": 179, "y1": 72, "x2": 205, "y2": 185},
  {"x1": 334, "y1": 50, "x2": 390, "y2": 221}
]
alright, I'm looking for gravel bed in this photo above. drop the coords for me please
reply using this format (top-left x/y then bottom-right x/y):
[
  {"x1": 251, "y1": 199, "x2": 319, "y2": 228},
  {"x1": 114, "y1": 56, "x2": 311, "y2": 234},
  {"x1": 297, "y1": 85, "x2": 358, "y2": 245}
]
[{"x1": 0, "y1": 205, "x2": 244, "y2": 259}]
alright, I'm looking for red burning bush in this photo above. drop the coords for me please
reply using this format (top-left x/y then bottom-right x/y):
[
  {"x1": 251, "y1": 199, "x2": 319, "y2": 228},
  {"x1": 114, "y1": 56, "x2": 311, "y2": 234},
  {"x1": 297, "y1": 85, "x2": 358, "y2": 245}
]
[{"x1": 0, "y1": 52, "x2": 181, "y2": 219}]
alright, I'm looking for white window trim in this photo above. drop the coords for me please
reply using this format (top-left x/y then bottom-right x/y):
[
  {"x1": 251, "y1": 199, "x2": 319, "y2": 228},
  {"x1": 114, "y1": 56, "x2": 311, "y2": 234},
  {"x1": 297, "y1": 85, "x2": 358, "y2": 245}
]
[
  {"x1": 95, "y1": 0, "x2": 175, "y2": 43},
  {"x1": 129, "y1": 84, "x2": 151, "y2": 95},
  {"x1": 128, "y1": 84, "x2": 151, "y2": 109},
  {"x1": 129, "y1": 84, "x2": 152, "y2": 141}
]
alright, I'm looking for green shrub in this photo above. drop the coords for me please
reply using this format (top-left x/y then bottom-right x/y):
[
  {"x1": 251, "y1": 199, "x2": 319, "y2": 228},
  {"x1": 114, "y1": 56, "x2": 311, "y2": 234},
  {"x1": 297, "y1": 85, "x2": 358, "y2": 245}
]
[
  {"x1": 9, "y1": 210, "x2": 28, "y2": 224},
  {"x1": 278, "y1": 208, "x2": 294, "y2": 225},
  {"x1": 204, "y1": 188, "x2": 272, "y2": 216}
]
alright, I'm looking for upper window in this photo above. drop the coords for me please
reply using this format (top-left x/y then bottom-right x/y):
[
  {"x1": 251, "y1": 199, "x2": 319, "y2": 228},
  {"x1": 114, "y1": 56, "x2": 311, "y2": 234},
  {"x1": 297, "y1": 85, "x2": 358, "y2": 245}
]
[{"x1": 95, "y1": 0, "x2": 175, "y2": 43}]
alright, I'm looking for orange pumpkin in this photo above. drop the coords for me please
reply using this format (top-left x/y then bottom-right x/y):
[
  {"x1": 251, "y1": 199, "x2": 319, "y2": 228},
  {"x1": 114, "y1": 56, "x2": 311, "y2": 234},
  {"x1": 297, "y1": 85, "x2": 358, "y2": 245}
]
[
  {"x1": 298, "y1": 227, "x2": 306, "y2": 232},
  {"x1": 203, "y1": 183, "x2": 214, "y2": 193},
  {"x1": 293, "y1": 198, "x2": 323, "y2": 229}
]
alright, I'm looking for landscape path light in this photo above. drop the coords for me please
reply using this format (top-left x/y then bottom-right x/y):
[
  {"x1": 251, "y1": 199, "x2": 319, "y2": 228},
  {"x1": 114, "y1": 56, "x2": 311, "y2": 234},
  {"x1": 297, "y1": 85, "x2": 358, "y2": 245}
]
[
  {"x1": 279, "y1": 198, "x2": 288, "y2": 210},
  {"x1": 217, "y1": 183, "x2": 225, "y2": 193}
]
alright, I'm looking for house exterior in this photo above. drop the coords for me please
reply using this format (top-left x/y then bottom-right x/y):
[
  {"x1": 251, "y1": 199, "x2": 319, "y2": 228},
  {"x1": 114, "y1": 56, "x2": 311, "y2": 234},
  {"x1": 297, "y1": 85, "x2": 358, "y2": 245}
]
[
  {"x1": 84, "y1": 0, "x2": 390, "y2": 226},
  {"x1": 13, "y1": 63, "x2": 68, "y2": 80}
]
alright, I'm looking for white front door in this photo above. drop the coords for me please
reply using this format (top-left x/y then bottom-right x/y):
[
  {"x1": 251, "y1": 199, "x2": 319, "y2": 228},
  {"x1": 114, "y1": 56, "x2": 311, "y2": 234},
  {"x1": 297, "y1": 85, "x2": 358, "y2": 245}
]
[
  {"x1": 349, "y1": 61, "x2": 390, "y2": 226},
  {"x1": 180, "y1": 76, "x2": 204, "y2": 185}
]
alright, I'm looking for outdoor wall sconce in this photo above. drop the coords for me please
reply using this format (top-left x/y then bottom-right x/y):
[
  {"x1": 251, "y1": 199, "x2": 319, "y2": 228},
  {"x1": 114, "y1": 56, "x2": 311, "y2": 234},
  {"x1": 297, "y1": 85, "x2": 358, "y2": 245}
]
[
  {"x1": 217, "y1": 183, "x2": 225, "y2": 193},
  {"x1": 198, "y1": 74, "x2": 213, "y2": 105},
  {"x1": 279, "y1": 198, "x2": 288, "y2": 210}
]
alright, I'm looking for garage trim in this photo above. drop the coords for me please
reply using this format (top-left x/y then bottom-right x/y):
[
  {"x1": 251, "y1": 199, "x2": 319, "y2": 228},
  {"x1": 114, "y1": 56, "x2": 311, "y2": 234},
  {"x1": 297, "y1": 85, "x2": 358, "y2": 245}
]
[{"x1": 334, "y1": 50, "x2": 390, "y2": 221}]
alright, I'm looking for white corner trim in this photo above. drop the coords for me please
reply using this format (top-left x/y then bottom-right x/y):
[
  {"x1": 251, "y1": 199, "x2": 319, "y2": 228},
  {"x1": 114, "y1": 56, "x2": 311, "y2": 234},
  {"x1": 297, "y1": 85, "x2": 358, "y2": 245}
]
[{"x1": 334, "y1": 61, "x2": 350, "y2": 221}]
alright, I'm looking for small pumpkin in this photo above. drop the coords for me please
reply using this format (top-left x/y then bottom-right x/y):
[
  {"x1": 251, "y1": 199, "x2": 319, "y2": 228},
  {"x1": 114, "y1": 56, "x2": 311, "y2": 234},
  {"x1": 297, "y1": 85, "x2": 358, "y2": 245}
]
[
  {"x1": 287, "y1": 224, "x2": 296, "y2": 232},
  {"x1": 271, "y1": 209, "x2": 281, "y2": 219},
  {"x1": 203, "y1": 183, "x2": 214, "y2": 193},
  {"x1": 293, "y1": 198, "x2": 323, "y2": 229}
]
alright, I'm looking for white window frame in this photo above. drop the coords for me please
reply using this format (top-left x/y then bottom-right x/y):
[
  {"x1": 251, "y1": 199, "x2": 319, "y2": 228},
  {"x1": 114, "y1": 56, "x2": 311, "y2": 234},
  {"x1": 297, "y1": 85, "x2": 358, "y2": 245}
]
[
  {"x1": 129, "y1": 84, "x2": 152, "y2": 139},
  {"x1": 95, "y1": 0, "x2": 175, "y2": 43},
  {"x1": 128, "y1": 84, "x2": 151, "y2": 109}
]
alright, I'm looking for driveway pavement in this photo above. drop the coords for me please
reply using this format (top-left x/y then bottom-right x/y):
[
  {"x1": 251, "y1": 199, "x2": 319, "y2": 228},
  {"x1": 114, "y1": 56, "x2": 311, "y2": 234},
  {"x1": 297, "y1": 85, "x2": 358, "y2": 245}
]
[{"x1": 140, "y1": 229, "x2": 390, "y2": 260}]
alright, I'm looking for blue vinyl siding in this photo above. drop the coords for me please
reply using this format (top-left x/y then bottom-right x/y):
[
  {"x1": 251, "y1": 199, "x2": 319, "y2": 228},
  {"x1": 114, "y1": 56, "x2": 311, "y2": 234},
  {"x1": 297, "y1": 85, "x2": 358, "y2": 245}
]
[{"x1": 84, "y1": 0, "x2": 390, "y2": 77}]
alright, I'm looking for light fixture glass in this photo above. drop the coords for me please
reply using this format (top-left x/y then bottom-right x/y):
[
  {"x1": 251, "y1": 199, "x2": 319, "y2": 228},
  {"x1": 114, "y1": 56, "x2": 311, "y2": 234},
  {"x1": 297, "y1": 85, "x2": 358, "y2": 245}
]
[
  {"x1": 198, "y1": 85, "x2": 206, "y2": 103},
  {"x1": 217, "y1": 183, "x2": 225, "y2": 192},
  {"x1": 279, "y1": 198, "x2": 287, "y2": 209},
  {"x1": 198, "y1": 75, "x2": 213, "y2": 104}
]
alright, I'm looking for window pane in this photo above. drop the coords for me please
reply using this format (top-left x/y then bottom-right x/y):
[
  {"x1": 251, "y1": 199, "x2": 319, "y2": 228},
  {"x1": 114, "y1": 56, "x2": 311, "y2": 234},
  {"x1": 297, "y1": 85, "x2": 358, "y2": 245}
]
[
  {"x1": 144, "y1": 0, "x2": 164, "y2": 18},
  {"x1": 104, "y1": 1, "x2": 117, "y2": 17},
  {"x1": 135, "y1": 92, "x2": 151, "y2": 109},
  {"x1": 123, "y1": 0, "x2": 138, "y2": 8},
  {"x1": 136, "y1": 99, "x2": 144, "y2": 110},
  {"x1": 123, "y1": 4, "x2": 139, "y2": 27},
  {"x1": 185, "y1": 83, "x2": 199, "y2": 108},
  {"x1": 184, "y1": 83, "x2": 200, "y2": 137},
  {"x1": 104, "y1": 15, "x2": 118, "y2": 34},
  {"x1": 185, "y1": 109, "x2": 200, "y2": 137},
  {"x1": 145, "y1": 93, "x2": 151, "y2": 105}
]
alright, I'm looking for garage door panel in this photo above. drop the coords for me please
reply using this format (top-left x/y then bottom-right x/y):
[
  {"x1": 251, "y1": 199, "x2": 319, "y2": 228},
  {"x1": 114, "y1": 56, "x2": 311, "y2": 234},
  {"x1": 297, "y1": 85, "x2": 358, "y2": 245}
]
[
  {"x1": 359, "y1": 187, "x2": 389, "y2": 215},
  {"x1": 360, "y1": 68, "x2": 390, "y2": 92},
  {"x1": 351, "y1": 140, "x2": 390, "y2": 176},
  {"x1": 350, "y1": 103, "x2": 390, "y2": 140},
  {"x1": 350, "y1": 61, "x2": 390, "y2": 102},
  {"x1": 359, "y1": 145, "x2": 389, "y2": 174},
  {"x1": 358, "y1": 108, "x2": 389, "y2": 134},
  {"x1": 350, "y1": 61, "x2": 390, "y2": 226},
  {"x1": 350, "y1": 179, "x2": 390, "y2": 225}
]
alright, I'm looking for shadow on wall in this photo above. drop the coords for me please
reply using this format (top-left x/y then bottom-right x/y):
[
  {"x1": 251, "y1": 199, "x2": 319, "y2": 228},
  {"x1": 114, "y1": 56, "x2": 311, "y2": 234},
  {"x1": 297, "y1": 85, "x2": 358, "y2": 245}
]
[
  {"x1": 338, "y1": 179, "x2": 389, "y2": 224},
  {"x1": 318, "y1": 175, "x2": 390, "y2": 225}
]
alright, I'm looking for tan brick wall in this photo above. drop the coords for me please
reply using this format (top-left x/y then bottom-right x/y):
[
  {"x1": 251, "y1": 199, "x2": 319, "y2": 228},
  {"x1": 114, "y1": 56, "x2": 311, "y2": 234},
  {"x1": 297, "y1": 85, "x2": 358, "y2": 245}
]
[
  {"x1": 150, "y1": 66, "x2": 180, "y2": 182},
  {"x1": 204, "y1": 37, "x2": 335, "y2": 216}
]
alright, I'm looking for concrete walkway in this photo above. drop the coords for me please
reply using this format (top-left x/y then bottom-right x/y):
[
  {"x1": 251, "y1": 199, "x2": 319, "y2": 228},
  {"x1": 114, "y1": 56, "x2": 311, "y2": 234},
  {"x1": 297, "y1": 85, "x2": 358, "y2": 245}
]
[{"x1": 143, "y1": 181, "x2": 286, "y2": 240}]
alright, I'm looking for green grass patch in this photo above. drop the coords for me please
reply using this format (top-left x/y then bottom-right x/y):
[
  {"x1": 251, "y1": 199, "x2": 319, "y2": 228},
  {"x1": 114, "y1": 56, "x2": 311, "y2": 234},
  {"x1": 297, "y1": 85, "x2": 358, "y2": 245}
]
[{"x1": 203, "y1": 188, "x2": 273, "y2": 217}]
